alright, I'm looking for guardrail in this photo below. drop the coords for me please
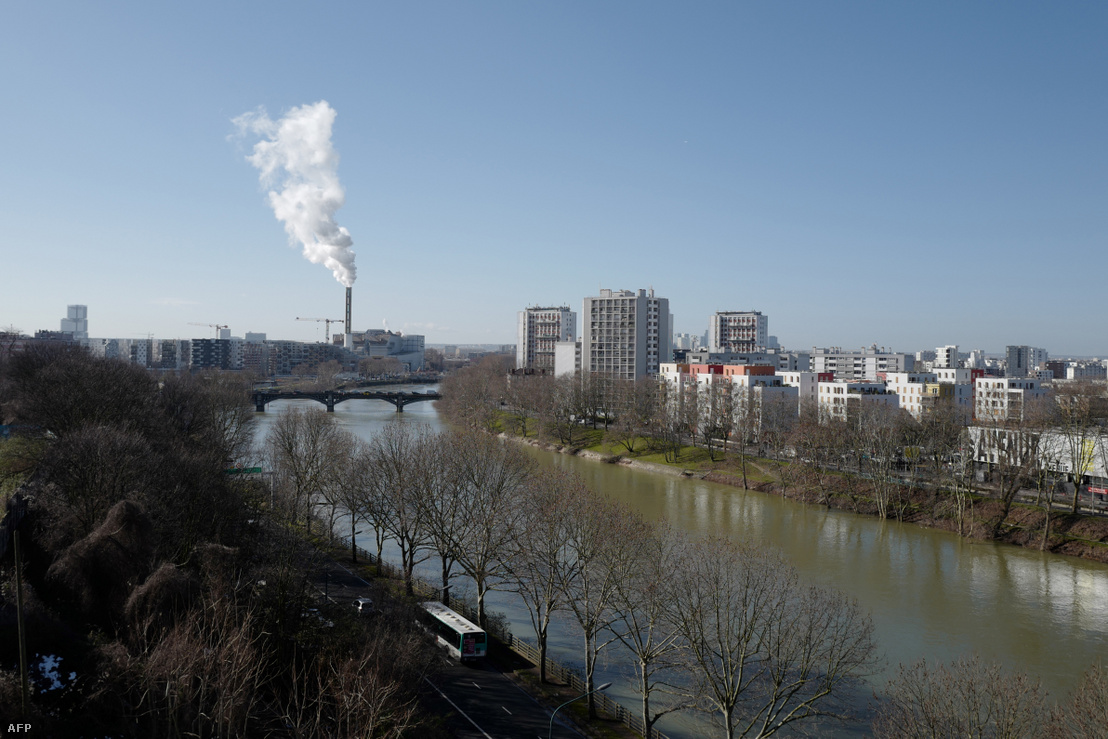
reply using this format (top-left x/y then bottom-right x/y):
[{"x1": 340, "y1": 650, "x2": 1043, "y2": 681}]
[{"x1": 337, "y1": 536, "x2": 675, "y2": 739}]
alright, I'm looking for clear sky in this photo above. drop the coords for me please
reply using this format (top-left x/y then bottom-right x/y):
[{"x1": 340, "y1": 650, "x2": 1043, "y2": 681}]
[{"x1": 2, "y1": 2, "x2": 1104, "y2": 355}]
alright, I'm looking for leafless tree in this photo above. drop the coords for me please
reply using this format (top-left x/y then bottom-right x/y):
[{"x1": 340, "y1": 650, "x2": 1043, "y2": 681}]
[
  {"x1": 318, "y1": 430, "x2": 368, "y2": 554},
  {"x1": 545, "y1": 373, "x2": 589, "y2": 447},
  {"x1": 503, "y1": 468, "x2": 577, "y2": 684},
  {"x1": 415, "y1": 430, "x2": 465, "y2": 606},
  {"x1": 437, "y1": 355, "x2": 508, "y2": 431},
  {"x1": 1052, "y1": 661, "x2": 1108, "y2": 738},
  {"x1": 504, "y1": 373, "x2": 552, "y2": 438},
  {"x1": 668, "y1": 537, "x2": 877, "y2": 739},
  {"x1": 872, "y1": 655, "x2": 1050, "y2": 739},
  {"x1": 449, "y1": 430, "x2": 534, "y2": 627},
  {"x1": 700, "y1": 377, "x2": 734, "y2": 462},
  {"x1": 971, "y1": 402, "x2": 1046, "y2": 540},
  {"x1": 264, "y1": 406, "x2": 343, "y2": 528},
  {"x1": 1052, "y1": 381, "x2": 1107, "y2": 514},
  {"x1": 608, "y1": 377, "x2": 659, "y2": 454},
  {"x1": 367, "y1": 422, "x2": 432, "y2": 594},
  {"x1": 856, "y1": 403, "x2": 910, "y2": 520},
  {"x1": 560, "y1": 492, "x2": 642, "y2": 718},
  {"x1": 608, "y1": 519, "x2": 690, "y2": 738}
]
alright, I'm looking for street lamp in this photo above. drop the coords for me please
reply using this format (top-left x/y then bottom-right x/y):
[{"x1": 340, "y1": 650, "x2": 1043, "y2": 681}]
[{"x1": 547, "y1": 681, "x2": 611, "y2": 739}]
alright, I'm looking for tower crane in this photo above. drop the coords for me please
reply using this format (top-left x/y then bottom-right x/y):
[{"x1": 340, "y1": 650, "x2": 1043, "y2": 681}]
[
  {"x1": 188, "y1": 323, "x2": 228, "y2": 338},
  {"x1": 296, "y1": 317, "x2": 344, "y2": 343}
]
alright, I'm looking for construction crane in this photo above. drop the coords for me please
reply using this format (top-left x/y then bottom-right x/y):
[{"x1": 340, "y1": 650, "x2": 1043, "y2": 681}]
[
  {"x1": 296, "y1": 317, "x2": 344, "y2": 343},
  {"x1": 188, "y1": 323, "x2": 228, "y2": 338}
]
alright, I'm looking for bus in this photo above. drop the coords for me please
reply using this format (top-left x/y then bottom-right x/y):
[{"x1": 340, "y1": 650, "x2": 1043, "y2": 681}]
[{"x1": 420, "y1": 601, "x2": 487, "y2": 661}]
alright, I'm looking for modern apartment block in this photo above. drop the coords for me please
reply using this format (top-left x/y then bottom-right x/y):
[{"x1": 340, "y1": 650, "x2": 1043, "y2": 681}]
[
  {"x1": 974, "y1": 377, "x2": 1047, "y2": 422},
  {"x1": 582, "y1": 288, "x2": 671, "y2": 380},
  {"x1": 60, "y1": 304, "x2": 88, "y2": 340},
  {"x1": 935, "y1": 344, "x2": 958, "y2": 369},
  {"x1": 516, "y1": 306, "x2": 576, "y2": 371},
  {"x1": 709, "y1": 311, "x2": 768, "y2": 353},
  {"x1": 1005, "y1": 346, "x2": 1048, "y2": 377},
  {"x1": 811, "y1": 346, "x2": 914, "y2": 381}
]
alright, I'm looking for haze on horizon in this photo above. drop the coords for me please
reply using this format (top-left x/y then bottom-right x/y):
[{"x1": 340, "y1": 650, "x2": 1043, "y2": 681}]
[{"x1": 1, "y1": 3, "x2": 1104, "y2": 356}]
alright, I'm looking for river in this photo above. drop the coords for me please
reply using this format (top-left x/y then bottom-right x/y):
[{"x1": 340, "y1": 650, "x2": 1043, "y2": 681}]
[{"x1": 253, "y1": 390, "x2": 1108, "y2": 737}]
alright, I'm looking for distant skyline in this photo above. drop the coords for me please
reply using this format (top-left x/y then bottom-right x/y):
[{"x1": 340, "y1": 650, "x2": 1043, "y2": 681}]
[{"x1": 2, "y1": 3, "x2": 1105, "y2": 355}]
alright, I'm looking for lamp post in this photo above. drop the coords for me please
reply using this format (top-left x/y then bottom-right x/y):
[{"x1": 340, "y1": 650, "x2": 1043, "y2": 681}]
[{"x1": 547, "y1": 681, "x2": 611, "y2": 739}]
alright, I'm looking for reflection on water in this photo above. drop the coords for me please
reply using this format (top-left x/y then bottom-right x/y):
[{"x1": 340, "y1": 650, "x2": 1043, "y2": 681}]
[{"x1": 254, "y1": 395, "x2": 1108, "y2": 736}]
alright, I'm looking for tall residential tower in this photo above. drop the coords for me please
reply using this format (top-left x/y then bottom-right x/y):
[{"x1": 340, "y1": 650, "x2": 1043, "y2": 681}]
[
  {"x1": 516, "y1": 306, "x2": 576, "y2": 371},
  {"x1": 582, "y1": 288, "x2": 671, "y2": 380}
]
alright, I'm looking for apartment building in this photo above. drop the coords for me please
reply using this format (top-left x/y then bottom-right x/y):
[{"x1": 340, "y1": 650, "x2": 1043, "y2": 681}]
[
  {"x1": 812, "y1": 346, "x2": 914, "y2": 381},
  {"x1": 516, "y1": 306, "x2": 576, "y2": 371},
  {"x1": 582, "y1": 288, "x2": 671, "y2": 380},
  {"x1": 974, "y1": 377, "x2": 1047, "y2": 422},
  {"x1": 884, "y1": 372, "x2": 939, "y2": 420},
  {"x1": 1005, "y1": 345, "x2": 1049, "y2": 378},
  {"x1": 817, "y1": 381, "x2": 900, "y2": 423},
  {"x1": 709, "y1": 311, "x2": 768, "y2": 354}
]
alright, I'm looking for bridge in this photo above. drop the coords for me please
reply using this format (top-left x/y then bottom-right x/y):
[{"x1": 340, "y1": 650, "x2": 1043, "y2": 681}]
[{"x1": 252, "y1": 389, "x2": 442, "y2": 413}]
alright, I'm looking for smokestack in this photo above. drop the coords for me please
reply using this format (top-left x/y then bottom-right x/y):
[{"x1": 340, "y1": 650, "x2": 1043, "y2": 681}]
[{"x1": 344, "y1": 286, "x2": 353, "y2": 348}]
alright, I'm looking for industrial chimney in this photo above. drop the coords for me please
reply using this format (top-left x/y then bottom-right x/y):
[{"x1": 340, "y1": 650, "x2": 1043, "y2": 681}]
[{"x1": 344, "y1": 286, "x2": 353, "y2": 348}]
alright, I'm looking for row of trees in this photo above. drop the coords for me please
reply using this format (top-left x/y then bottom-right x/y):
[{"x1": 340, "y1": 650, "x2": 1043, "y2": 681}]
[
  {"x1": 265, "y1": 409, "x2": 879, "y2": 738},
  {"x1": 441, "y1": 359, "x2": 1108, "y2": 544}
]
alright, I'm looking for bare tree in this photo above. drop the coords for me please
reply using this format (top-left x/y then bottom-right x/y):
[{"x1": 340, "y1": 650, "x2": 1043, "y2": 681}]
[
  {"x1": 545, "y1": 373, "x2": 589, "y2": 448},
  {"x1": 503, "y1": 468, "x2": 577, "y2": 684},
  {"x1": 971, "y1": 403, "x2": 1045, "y2": 540},
  {"x1": 668, "y1": 537, "x2": 877, "y2": 739},
  {"x1": 872, "y1": 655, "x2": 1050, "y2": 739},
  {"x1": 1053, "y1": 661, "x2": 1108, "y2": 738},
  {"x1": 322, "y1": 431, "x2": 371, "y2": 560},
  {"x1": 437, "y1": 355, "x2": 508, "y2": 431},
  {"x1": 1052, "y1": 381, "x2": 1107, "y2": 514},
  {"x1": 367, "y1": 423, "x2": 432, "y2": 594},
  {"x1": 264, "y1": 406, "x2": 342, "y2": 528},
  {"x1": 608, "y1": 519, "x2": 690, "y2": 738},
  {"x1": 560, "y1": 490, "x2": 639, "y2": 718},
  {"x1": 448, "y1": 430, "x2": 534, "y2": 627},
  {"x1": 416, "y1": 430, "x2": 465, "y2": 606},
  {"x1": 700, "y1": 377, "x2": 734, "y2": 462},
  {"x1": 608, "y1": 377, "x2": 659, "y2": 454}
]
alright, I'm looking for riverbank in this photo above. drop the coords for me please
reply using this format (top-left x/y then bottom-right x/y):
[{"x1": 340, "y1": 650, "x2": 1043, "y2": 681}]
[{"x1": 505, "y1": 431, "x2": 1108, "y2": 564}]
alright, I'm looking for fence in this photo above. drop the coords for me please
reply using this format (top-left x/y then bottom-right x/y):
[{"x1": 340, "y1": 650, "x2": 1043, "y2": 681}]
[{"x1": 337, "y1": 536, "x2": 675, "y2": 739}]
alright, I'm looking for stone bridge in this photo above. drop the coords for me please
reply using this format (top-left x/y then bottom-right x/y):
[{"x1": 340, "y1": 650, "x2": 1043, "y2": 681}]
[{"x1": 252, "y1": 389, "x2": 442, "y2": 413}]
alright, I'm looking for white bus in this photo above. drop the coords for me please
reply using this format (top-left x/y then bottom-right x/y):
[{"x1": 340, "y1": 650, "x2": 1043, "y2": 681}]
[{"x1": 420, "y1": 601, "x2": 488, "y2": 661}]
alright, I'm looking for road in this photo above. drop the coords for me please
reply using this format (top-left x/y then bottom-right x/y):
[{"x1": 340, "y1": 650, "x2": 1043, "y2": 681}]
[{"x1": 309, "y1": 555, "x2": 585, "y2": 739}]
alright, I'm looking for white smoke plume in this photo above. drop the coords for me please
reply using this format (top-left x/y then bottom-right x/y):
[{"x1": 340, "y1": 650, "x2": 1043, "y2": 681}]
[{"x1": 234, "y1": 101, "x2": 356, "y2": 287}]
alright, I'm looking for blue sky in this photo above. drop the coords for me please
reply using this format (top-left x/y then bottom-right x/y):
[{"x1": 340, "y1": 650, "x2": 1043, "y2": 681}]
[{"x1": 2, "y1": 2, "x2": 1104, "y2": 355}]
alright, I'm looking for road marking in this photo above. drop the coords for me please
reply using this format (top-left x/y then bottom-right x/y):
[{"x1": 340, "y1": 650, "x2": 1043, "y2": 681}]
[
  {"x1": 423, "y1": 678, "x2": 493, "y2": 739},
  {"x1": 501, "y1": 706, "x2": 512, "y2": 715}
]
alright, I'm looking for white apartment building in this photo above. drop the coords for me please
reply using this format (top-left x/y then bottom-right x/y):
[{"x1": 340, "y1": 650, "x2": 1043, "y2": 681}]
[
  {"x1": 817, "y1": 381, "x2": 900, "y2": 423},
  {"x1": 811, "y1": 346, "x2": 914, "y2": 381},
  {"x1": 709, "y1": 311, "x2": 768, "y2": 354},
  {"x1": 884, "y1": 372, "x2": 939, "y2": 420},
  {"x1": 583, "y1": 288, "x2": 671, "y2": 380},
  {"x1": 935, "y1": 344, "x2": 958, "y2": 369},
  {"x1": 974, "y1": 377, "x2": 1047, "y2": 422},
  {"x1": 516, "y1": 306, "x2": 577, "y2": 371},
  {"x1": 778, "y1": 371, "x2": 830, "y2": 408}
]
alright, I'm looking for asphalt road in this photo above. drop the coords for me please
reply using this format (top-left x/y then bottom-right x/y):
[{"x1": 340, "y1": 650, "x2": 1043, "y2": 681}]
[
  {"x1": 424, "y1": 659, "x2": 585, "y2": 739},
  {"x1": 310, "y1": 555, "x2": 585, "y2": 739}
]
